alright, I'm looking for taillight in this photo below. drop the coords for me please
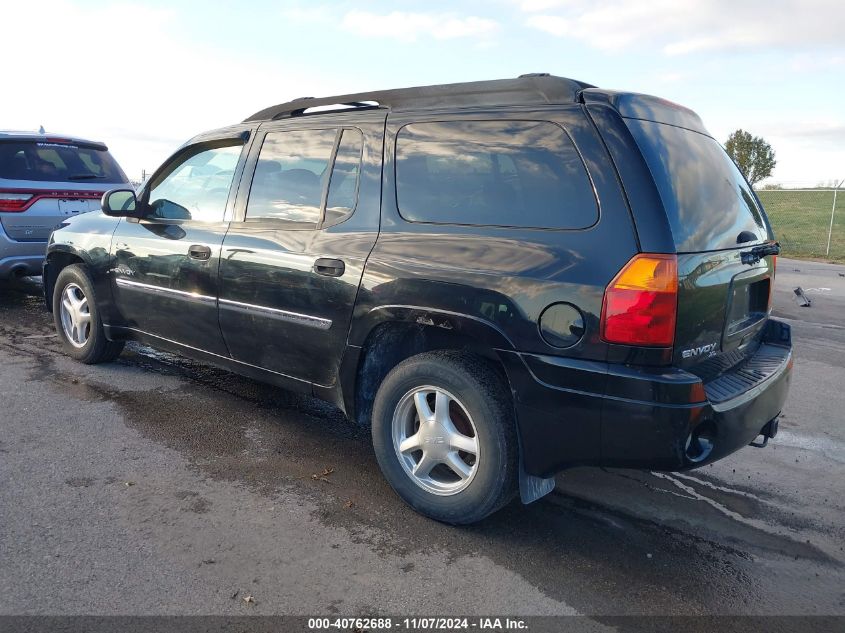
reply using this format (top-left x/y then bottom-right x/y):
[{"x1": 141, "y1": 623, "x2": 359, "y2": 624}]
[
  {"x1": 600, "y1": 254, "x2": 678, "y2": 347},
  {"x1": 0, "y1": 189, "x2": 103, "y2": 213},
  {"x1": 0, "y1": 191, "x2": 34, "y2": 212}
]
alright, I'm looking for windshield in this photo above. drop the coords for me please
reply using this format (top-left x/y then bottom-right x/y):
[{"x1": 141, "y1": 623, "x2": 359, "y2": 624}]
[
  {"x1": 0, "y1": 141, "x2": 127, "y2": 183},
  {"x1": 625, "y1": 119, "x2": 771, "y2": 252}
]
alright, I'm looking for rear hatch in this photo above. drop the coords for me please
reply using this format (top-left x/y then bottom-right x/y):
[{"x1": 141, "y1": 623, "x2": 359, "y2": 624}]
[
  {"x1": 622, "y1": 116, "x2": 777, "y2": 385},
  {"x1": 0, "y1": 137, "x2": 128, "y2": 241}
]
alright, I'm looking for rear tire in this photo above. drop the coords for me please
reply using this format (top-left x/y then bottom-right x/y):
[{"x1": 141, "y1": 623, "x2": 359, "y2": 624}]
[
  {"x1": 371, "y1": 351, "x2": 517, "y2": 524},
  {"x1": 53, "y1": 264, "x2": 124, "y2": 364}
]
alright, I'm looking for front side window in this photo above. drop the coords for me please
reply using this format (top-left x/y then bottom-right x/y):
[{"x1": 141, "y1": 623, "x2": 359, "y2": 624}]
[
  {"x1": 325, "y1": 129, "x2": 364, "y2": 226},
  {"x1": 246, "y1": 129, "x2": 337, "y2": 224},
  {"x1": 148, "y1": 141, "x2": 243, "y2": 222},
  {"x1": 395, "y1": 120, "x2": 598, "y2": 229}
]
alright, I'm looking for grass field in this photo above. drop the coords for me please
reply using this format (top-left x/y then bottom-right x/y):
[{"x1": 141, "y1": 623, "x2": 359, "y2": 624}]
[{"x1": 756, "y1": 189, "x2": 845, "y2": 262}]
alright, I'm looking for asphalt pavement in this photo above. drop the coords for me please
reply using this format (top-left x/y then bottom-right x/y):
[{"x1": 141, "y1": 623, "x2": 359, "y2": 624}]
[{"x1": 0, "y1": 258, "x2": 842, "y2": 625}]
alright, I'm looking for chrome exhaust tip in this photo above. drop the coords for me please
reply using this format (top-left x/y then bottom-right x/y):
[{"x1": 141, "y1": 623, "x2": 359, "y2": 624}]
[{"x1": 685, "y1": 422, "x2": 715, "y2": 463}]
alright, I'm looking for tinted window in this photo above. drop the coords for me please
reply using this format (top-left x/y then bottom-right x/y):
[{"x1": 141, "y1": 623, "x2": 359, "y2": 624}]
[
  {"x1": 0, "y1": 141, "x2": 126, "y2": 183},
  {"x1": 625, "y1": 119, "x2": 770, "y2": 252},
  {"x1": 148, "y1": 142, "x2": 242, "y2": 222},
  {"x1": 395, "y1": 120, "x2": 597, "y2": 229},
  {"x1": 325, "y1": 129, "x2": 363, "y2": 226},
  {"x1": 246, "y1": 129, "x2": 337, "y2": 224}
]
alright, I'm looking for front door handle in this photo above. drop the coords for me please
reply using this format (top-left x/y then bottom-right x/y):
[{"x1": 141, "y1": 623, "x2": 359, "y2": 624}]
[
  {"x1": 188, "y1": 244, "x2": 212, "y2": 261},
  {"x1": 314, "y1": 257, "x2": 345, "y2": 277}
]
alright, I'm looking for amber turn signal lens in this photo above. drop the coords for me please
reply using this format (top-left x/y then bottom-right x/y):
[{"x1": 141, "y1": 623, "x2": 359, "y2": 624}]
[{"x1": 600, "y1": 254, "x2": 678, "y2": 347}]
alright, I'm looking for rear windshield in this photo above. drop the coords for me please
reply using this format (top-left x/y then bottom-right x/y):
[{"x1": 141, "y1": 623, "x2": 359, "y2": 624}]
[
  {"x1": 625, "y1": 119, "x2": 770, "y2": 252},
  {"x1": 0, "y1": 141, "x2": 127, "y2": 184}
]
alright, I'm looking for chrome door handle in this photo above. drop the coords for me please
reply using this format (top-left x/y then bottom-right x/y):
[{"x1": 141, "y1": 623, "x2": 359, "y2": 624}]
[
  {"x1": 314, "y1": 258, "x2": 345, "y2": 277},
  {"x1": 188, "y1": 244, "x2": 212, "y2": 260}
]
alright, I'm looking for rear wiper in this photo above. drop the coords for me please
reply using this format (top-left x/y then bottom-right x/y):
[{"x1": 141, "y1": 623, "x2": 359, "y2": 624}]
[
  {"x1": 740, "y1": 242, "x2": 780, "y2": 265},
  {"x1": 66, "y1": 174, "x2": 106, "y2": 180}
]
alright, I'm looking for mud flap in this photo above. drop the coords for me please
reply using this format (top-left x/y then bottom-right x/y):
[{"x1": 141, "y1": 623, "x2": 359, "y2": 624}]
[{"x1": 519, "y1": 457, "x2": 555, "y2": 504}]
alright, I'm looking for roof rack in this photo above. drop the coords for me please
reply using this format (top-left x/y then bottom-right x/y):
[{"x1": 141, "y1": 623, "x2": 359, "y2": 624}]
[{"x1": 244, "y1": 74, "x2": 595, "y2": 122}]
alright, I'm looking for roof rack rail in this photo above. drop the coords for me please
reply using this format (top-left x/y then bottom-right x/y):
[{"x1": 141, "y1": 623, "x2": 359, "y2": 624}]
[
  {"x1": 294, "y1": 101, "x2": 380, "y2": 117},
  {"x1": 244, "y1": 74, "x2": 595, "y2": 122}
]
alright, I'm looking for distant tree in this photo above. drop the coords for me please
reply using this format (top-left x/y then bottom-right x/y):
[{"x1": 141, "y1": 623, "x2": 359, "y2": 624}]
[{"x1": 725, "y1": 129, "x2": 777, "y2": 186}]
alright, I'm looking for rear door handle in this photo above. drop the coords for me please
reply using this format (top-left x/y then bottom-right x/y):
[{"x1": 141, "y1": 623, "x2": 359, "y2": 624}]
[
  {"x1": 313, "y1": 258, "x2": 345, "y2": 277},
  {"x1": 188, "y1": 244, "x2": 212, "y2": 261}
]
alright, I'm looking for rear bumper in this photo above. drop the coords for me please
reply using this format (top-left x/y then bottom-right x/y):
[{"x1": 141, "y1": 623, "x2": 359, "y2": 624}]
[
  {"x1": 504, "y1": 319, "x2": 793, "y2": 477},
  {"x1": 0, "y1": 223, "x2": 46, "y2": 279}
]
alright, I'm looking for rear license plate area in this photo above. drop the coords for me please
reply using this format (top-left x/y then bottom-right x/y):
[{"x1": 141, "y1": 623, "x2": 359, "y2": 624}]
[
  {"x1": 726, "y1": 277, "x2": 770, "y2": 337},
  {"x1": 59, "y1": 199, "x2": 89, "y2": 215}
]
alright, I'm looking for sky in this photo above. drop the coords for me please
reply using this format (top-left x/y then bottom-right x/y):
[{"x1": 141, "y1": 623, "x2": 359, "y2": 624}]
[{"x1": 2, "y1": 0, "x2": 843, "y2": 186}]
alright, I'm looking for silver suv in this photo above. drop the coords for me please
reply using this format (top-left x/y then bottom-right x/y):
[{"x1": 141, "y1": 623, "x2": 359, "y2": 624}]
[{"x1": 0, "y1": 131, "x2": 130, "y2": 279}]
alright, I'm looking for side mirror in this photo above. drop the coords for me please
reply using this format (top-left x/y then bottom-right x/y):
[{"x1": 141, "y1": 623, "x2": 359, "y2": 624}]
[{"x1": 101, "y1": 189, "x2": 138, "y2": 217}]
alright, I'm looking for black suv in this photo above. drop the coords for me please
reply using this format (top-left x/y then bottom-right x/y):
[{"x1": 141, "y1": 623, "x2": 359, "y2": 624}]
[{"x1": 44, "y1": 75, "x2": 792, "y2": 524}]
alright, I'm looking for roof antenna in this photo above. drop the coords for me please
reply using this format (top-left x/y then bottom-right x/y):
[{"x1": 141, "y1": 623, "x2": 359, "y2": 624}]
[{"x1": 38, "y1": 125, "x2": 45, "y2": 134}]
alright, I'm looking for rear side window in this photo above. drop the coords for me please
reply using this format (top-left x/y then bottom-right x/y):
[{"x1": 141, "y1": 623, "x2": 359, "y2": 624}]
[
  {"x1": 625, "y1": 119, "x2": 770, "y2": 252},
  {"x1": 395, "y1": 120, "x2": 597, "y2": 229},
  {"x1": 0, "y1": 141, "x2": 126, "y2": 183},
  {"x1": 246, "y1": 129, "x2": 337, "y2": 224}
]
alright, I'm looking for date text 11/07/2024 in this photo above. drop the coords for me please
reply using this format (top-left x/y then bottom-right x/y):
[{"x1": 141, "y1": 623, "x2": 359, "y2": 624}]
[{"x1": 307, "y1": 617, "x2": 528, "y2": 630}]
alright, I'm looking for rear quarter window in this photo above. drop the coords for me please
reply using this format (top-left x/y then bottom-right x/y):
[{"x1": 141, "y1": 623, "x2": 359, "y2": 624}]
[
  {"x1": 625, "y1": 119, "x2": 770, "y2": 252},
  {"x1": 395, "y1": 120, "x2": 598, "y2": 229}
]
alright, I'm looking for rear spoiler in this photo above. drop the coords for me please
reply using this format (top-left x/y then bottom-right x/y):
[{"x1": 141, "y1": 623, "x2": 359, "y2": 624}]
[
  {"x1": 580, "y1": 89, "x2": 710, "y2": 136},
  {"x1": 0, "y1": 137, "x2": 108, "y2": 151}
]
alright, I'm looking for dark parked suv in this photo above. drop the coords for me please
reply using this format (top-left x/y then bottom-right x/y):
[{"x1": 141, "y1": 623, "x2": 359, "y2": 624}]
[{"x1": 44, "y1": 75, "x2": 792, "y2": 524}]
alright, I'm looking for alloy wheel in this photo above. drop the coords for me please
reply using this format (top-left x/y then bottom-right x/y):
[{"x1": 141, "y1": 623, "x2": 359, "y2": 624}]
[
  {"x1": 392, "y1": 385, "x2": 480, "y2": 496},
  {"x1": 59, "y1": 283, "x2": 91, "y2": 348}
]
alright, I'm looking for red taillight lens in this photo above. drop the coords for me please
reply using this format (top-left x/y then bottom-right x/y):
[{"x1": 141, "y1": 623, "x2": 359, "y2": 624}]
[
  {"x1": 0, "y1": 191, "x2": 34, "y2": 212},
  {"x1": 0, "y1": 189, "x2": 103, "y2": 213},
  {"x1": 601, "y1": 254, "x2": 678, "y2": 347}
]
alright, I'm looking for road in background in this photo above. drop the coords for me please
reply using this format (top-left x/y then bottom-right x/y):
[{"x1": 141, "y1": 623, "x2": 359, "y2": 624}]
[{"x1": 0, "y1": 258, "x2": 842, "y2": 619}]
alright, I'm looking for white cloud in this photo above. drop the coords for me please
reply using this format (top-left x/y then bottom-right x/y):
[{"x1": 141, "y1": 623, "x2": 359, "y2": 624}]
[
  {"x1": 341, "y1": 10, "x2": 499, "y2": 42},
  {"x1": 518, "y1": 0, "x2": 573, "y2": 11},
  {"x1": 0, "y1": 1, "x2": 344, "y2": 179},
  {"x1": 520, "y1": 0, "x2": 845, "y2": 55}
]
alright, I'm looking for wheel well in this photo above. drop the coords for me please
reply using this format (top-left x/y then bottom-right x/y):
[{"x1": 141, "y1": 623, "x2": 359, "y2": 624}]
[
  {"x1": 44, "y1": 252, "x2": 85, "y2": 311},
  {"x1": 353, "y1": 321, "x2": 511, "y2": 427}
]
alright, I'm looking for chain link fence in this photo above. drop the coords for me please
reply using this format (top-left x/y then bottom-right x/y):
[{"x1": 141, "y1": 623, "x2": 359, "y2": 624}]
[{"x1": 756, "y1": 182, "x2": 845, "y2": 262}]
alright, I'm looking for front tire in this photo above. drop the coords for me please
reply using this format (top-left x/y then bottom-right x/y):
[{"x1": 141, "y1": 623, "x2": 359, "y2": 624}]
[
  {"x1": 371, "y1": 351, "x2": 517, "y2": 524},
  {"x1": 53, "y1": 264, "x2": 124, "y2": 364}
]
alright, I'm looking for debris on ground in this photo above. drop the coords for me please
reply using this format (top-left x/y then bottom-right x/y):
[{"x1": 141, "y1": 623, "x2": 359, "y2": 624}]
[
  {"x1": 230, "y1": 591, "x2": 239, "y2": 600},
  {"x1": 311, "y1": 467, "x2": 335, "y2": 483},
  {"x1": 794, "y1": 287, "x2": 812, "y2": 307},
  {"x1": 243, "y1": 594, "x2": 256, "y2": 605},
  {"x1": 123, "y1": 481, "x2": 135, "y2": 487},
  {"x1": 344, "y1": 500, "x2": 354, "y2": 509}
]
